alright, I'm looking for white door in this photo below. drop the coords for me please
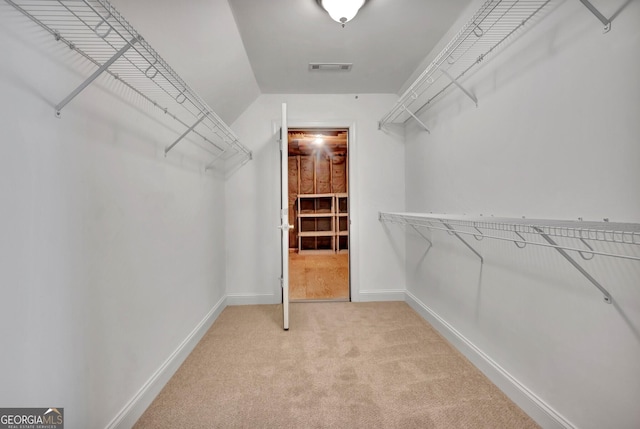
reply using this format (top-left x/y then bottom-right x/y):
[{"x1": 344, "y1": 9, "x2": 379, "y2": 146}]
[{"x1": 279, "y1": 103, "x2": 290, "y2": 330}]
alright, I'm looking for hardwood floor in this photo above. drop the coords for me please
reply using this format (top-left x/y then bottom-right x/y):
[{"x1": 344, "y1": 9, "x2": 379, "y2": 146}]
[{"x1": 289, "y1": 252, "x2": 349, "y2": 300}]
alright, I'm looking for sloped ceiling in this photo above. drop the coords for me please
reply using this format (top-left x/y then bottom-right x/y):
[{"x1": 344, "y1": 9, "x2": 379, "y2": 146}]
[
  {"x1": 110, "y1": 0, "x2": 261, "y2": 124},
  {"x1": 110, "y1": 0, "x2": 472, "y2": 123}
]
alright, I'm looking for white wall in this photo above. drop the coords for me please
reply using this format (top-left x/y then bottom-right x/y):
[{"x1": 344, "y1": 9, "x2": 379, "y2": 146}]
[
  {"x1": 226, "y1": 94, "x2": 406, "y2": 304},
  {"x1": 402, "y1": 0, "x2": 640, "y2": 428},
  {"x1": 110, "y1": 0, "x2": 261, "y2": 124},
  {"x1": 0, "y1": 12, "x2": 227, "y2": 429}
]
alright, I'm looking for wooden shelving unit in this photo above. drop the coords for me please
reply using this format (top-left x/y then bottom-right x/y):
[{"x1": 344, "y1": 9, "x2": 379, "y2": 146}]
[
  {"x1": 297, "y1": 193, "x2": 348, "y2": 254},
  {"x1": 297, "y1": 194, "x2": 335, "y2": 254},
  {"x1": 336, "y1": 193, "x2": 349, "y2": 253}
]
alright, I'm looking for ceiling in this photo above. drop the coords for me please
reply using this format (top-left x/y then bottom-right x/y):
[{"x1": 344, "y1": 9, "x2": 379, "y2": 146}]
[
  {"x1": 229, "y1": 0, "x2": 472, "y2": 94},
  {"x1": 110, "y1": 0, "x2": 472, "y2": 123}
]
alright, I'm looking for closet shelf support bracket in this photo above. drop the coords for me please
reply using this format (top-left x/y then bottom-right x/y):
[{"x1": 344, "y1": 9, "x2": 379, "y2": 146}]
[
  {"x1": 533, "y1": 227, "x2": 612, "y2": 304},
  {"x1": 441, "y1": 69, "x2": 478, "y2": 107},
  {"x1": 402, "y1": 105, "x2": 430, "y2": 133},
  {"x1": 55, "y1": 37, "x2": 138, "y2": 118},
  {"x1": 443, "y1": 222, "x2": 483, "y2": 263},
  {"x1": 578, "y1": 0, "x2": 611, "y2": 33},
  {"x1": 165, "y1": 112, "x2": 210, "y2": 155},
  {"x1": 411, "y1": 225, "x2": 433, "y2": 249}
]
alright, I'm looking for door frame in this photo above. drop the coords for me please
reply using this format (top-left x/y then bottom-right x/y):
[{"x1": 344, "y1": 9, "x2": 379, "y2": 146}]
[{"x1": 273, "y1": 118, "x2": 360, "y2": 302}]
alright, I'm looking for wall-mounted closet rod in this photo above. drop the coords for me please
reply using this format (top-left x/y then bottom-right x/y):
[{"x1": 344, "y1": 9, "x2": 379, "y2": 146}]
[
  {"x1": 407, "y1": 0, "x2": 550, "y2": 124},
  {"x1": 9, "y1": 1, "x2": 228, "y2": 157},
  {"x1": 379, "y1": 0, "x2": 552, "y2": 130},
  {"x1": 578, "y1": 0, "x2": 611, "y2": 33},
  {"x1": 380, "y1": 214, "x2": 640, "y2": 261},
  {"x1": 55, "y1": 37, "x2": 137, "y2": 117},
  {"x1": 380, "y1": 212, "x2": 640, "y2": 304},
  {"x1": 379, "y1": 0, "x2": 500, "y2": 126},
  {"x1": 57, "y1": 0, "x2": 200, "y2": 120},
  {"x1": 85, "y1": 0, "x2": 205, "y2": 116},
  {"x1": 5, "y1": 0, "x2": 252, "y2": 175},
  {"x1": 80, "y1": 0, "x2": 246, "y2": 158}
]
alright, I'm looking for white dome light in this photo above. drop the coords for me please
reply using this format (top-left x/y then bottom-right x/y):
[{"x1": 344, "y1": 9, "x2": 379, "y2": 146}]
[{"x1": 319, "y1": 0, "x2": 367, "y2": 27}]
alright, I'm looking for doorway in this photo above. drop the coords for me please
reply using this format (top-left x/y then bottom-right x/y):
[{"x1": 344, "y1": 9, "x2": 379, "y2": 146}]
[{"x1": 287, "y1": 128, "x2": 350, "y2": 301}]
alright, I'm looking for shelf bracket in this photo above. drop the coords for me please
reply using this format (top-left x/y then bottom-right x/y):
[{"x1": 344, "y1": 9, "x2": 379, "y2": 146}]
[
  {"x1": 401, "y1": 105, "x2": 430, "y2": 133},
  {"x1": 411, "y1": 225, "x2": 433, "y2": 249},
  {"x1": 533, "y1": 227, "x2": 612, "y2": 304},
  {"x1": 578, "y1": 0, "x2": 611, "y2": 33},
  {"x1": 443, "y1": 222, "x2": 483, "y2": 263},
  {"x1": 441, "y1": 69, "x2": 478, "y2": 107},
  {"x1": 55, "y1": 38, "x2": 138, "y2": 117},
  {"x1": 165, "y1": 112, "x2": 209, "y2": 155}
]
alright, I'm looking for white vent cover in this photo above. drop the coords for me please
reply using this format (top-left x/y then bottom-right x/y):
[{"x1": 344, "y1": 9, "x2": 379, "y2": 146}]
[{"x1": 309, "y1": 63, "x2": 353, "y2": 71}]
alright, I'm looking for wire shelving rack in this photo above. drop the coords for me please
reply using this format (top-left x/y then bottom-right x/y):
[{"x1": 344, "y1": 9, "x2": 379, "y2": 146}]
[
  {"x1": 5, "y1": 0, "x2": 252, "y2": 178},
  {"x1": 378, "y1": 0, "x2": 612, "y2": 132},
  {"x1": 379, "y1": 212, "x2": 640, "y2": 304}
]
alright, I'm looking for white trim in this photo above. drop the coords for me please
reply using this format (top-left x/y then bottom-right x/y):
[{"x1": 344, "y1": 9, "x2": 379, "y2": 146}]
[
  {"x1": 105, "y1": 296, "x2": 227, "y2": 429},
  {"x1": 358, "y1": 289, "x2": 406, "y2": 302},
  {"x1": 405, "y1": 291, "x2": 576, "y2": 429},
  {"x1": 226, "y1": 293, "x2": 278, "y2": 305}
]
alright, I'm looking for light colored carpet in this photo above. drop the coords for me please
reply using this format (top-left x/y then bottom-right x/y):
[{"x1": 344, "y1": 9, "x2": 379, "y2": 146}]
[{"x1": 134, "y1": 302, "x2": 539, "y2": 428}]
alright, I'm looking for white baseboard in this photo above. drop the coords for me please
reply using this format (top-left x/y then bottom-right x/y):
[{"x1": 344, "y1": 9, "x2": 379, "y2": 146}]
[
  {"x1": 358, "y1": 288, "x2": 406, "y2": 302},
  {"x1": 226, "y1": 293, "x2": 277, "y2": 305},
  {"x1": 105, "y1": 295, "x2": 227, "y2": 429},
  {"x1": 404, "y1": 291, "x2": 575, "y2": 429}
]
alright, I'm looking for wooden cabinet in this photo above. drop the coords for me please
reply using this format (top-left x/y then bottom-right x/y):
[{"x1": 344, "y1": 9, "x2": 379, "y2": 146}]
[{"x1": 297, "y1": 193, "x2": 348, "y2": 254}]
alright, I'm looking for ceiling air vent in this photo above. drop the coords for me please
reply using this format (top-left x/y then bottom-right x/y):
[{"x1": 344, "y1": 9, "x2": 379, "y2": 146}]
[{"x1": 309, "y1": 63, "x2": 352, "y2": 71}]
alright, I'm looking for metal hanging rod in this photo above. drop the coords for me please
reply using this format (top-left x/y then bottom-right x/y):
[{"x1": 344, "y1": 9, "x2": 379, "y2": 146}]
[
  {"x1": 5, "y1": 0, "x2": 252, "y2": 177},
  {"x1": 379, "y1": 212, "x2": 640, "y2": 254},
  {"x1": 380, "y1": 212, "x2": 640, "y2": 304},
  {"x1": 379, "y1": 0, "x2": 553, "y2": 130}
]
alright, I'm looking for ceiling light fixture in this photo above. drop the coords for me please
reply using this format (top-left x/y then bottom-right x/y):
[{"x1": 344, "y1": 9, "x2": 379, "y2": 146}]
[{"x1": 317, "y1": 0, "x2": 367, "y2": 27}]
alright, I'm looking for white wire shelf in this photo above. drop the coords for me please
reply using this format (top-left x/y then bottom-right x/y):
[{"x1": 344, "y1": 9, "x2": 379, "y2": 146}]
[
  {"x1": 380, "y1": 212, "x2": 640, "y2": 249},
  {"x1": 5, "y1": 0, "x2": 252, "y2": 178},
  {"x1": 379, "y1": 0, "x2": 552, "y2": 131},
  {"x1": 379, "y1": 212, "x2": 640, "y2": 304}
]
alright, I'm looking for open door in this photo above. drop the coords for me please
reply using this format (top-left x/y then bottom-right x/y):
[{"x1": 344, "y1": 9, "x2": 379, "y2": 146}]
[{"x1": 279, "y1": 103, "x2": 290, "y2": 330}]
